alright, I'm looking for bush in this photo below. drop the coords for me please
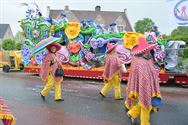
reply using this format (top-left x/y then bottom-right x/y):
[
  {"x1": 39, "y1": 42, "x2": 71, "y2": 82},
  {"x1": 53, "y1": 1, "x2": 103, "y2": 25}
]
[
  {"x1": 169, "y1": 35, "x2": 188, "y2": 44},
  {"x1": 134, "y1": 18, "x2": 155, "y2": 34},
  {"x1": 170, "y1": 26, "x2": 188, "y2": 46},
  {"x1": 2, "y1": 39, "x2": 16, "y2": 50},
  {"x1": 16, "y1": 43, "x2": 23, "y2": 50},
  {"x1": 183, "y1": 48, "x2": 188, "y2": 58}
]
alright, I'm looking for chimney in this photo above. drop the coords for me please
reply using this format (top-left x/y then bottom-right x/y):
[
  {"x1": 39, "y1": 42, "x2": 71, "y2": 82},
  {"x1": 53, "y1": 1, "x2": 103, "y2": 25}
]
[
  {"x1": 124, "y1": 9, "x2": 127, "y2": 15},
  {"x1": 95, "y1": 6, "x2": 101, "y2": 11},
  {"x1": 46, "y1": 6, "x2": 50, "y2": 17},
  {"x1": 65, "y1": 5, "x2": 69, "y2": 11}
]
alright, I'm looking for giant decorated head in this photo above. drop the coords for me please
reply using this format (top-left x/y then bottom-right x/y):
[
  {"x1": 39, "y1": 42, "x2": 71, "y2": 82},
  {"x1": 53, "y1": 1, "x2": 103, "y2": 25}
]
[
  {"x1": 65, "y1": 22, "x2": 80, "y2": 39},
  {"x1": 68, "y1": 42, "x2": 81, "y2": 54},
  {"x1": 123, "y1": 32, "x2": 145, "y2": 50}
]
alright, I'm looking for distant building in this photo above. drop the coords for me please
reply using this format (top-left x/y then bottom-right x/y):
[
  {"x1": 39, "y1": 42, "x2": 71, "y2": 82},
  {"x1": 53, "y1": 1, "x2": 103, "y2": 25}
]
[
  {"x1": 47, "y1": 5, "x2": 133, "y2": 32},
  {"x1": 0, "y1": 24, "x2": 14, "y2": 43}
]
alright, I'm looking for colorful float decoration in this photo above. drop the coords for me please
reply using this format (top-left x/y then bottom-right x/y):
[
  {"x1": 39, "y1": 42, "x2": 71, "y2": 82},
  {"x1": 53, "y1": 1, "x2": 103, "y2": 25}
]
[
  {"x1": 18, "y1": 3, "x2": 188, "y2": 85},
  {"x1": 19, "y1": 3, "x2": 132, "y2": 70}
]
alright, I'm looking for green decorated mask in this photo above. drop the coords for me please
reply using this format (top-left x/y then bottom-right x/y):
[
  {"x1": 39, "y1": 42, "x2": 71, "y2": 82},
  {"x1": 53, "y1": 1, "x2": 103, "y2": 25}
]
[
  {"x1": 69, "y1": 54, "x2": 80, "y2": 62},
  {"x1": 83, "y1": 43, "x2": 91, "y2": 49}
]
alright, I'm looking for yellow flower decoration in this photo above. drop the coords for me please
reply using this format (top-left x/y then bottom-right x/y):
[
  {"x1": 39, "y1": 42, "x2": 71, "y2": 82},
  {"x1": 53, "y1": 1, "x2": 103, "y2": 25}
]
[
  {"x1": 123, "y1": 32, "x2": 145, "y2": 49},
  {"x1": 65, "y1": 22, "x2": 80, "y2": 39}
]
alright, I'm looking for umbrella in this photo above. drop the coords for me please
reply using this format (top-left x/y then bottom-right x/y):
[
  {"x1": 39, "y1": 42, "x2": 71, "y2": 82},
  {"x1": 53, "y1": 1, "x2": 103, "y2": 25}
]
[{"x1": 31, "y1": 36, "x2": 61, "y2": 55}]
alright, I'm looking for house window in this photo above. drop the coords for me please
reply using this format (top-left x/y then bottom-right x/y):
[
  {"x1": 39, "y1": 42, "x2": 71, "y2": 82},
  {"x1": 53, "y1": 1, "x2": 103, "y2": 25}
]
[{"x1": 117, "y1": 25, "x2": 124, "y2": 32}]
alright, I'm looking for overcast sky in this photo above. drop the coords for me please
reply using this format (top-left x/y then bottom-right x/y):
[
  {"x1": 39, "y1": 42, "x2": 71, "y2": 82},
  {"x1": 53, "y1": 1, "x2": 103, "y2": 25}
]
[{"x1": 0, "y1": 0, "x2": 180, "y2": 36}]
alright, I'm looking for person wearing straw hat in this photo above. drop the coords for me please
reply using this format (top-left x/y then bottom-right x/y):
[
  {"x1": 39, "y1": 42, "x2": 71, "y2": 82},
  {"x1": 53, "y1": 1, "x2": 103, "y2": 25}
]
[
  {"x1": 124, "y1": 36, "x2": 162, "y2": 125},
  {"x1": 99, "y1": 42, "x2": 126, "y2": 100},
  {"x1": 40, "y1": 42, "x2": 64, "y2": 101}
]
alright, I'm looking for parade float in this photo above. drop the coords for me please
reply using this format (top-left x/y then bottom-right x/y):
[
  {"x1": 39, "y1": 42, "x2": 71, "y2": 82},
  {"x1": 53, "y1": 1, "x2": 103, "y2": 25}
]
[
  {"x1": 0, "y1": 51, "x2": 24, "y2": 72},
  {"x1": 19, "y1": 3, "x2": 188, "y2": 86}
]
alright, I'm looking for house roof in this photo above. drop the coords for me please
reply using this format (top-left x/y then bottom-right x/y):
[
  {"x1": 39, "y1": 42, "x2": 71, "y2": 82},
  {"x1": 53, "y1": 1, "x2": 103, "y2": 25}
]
[
  {"x1": 0, "y1": 24, "x2": 9, "y2": 38},
  {"x1": 49, "y1": 9, "x2": 133, "y2": 31}
]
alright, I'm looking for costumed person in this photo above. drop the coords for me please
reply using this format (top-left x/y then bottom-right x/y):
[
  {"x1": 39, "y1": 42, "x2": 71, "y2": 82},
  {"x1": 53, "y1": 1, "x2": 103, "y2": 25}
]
[
  {"x1": 40, "y1": 42, "x2": 64, "y2": 101},
  {"x1": 151, "y1": 26, "x2": 160, "y2": 37},
  {"x1": 99, "y1": 42, "x2": 126, "y2": 100},
  {"x1": 124, "y1": 36, "x2": 162, "y2": 125},
  {"x1": 53, "y1": 12, "x2": 69, "y2": 44},
  {"x1": 145, "y1": 26, "x2": 166, "y2": 70},
  {"x1": 46, "y1": 17, "x2": 55, "y2": 36},
  {"x1": 55, "y1": 12, "x2": 68, "y2": 24},
  {"x1": 80, "y1": 19, "x2": 90, "y2": 29},
  {"x1": 96, "y1": 24, "x2": 107, "y2": 35},
  {"x1": 87, "y1": 19, "x2": 97, "y2": 28},
  {"x1": 145, "y1": 25, "x2": 163, "y2": 43},
  {"x1": 108, "y1": 22, "x2": 119, "y2": 34}
]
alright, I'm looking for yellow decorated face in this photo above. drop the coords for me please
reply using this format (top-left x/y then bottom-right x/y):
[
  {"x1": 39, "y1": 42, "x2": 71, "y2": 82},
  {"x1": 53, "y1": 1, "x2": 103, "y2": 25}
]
[
  {"x1": 65, "y1": 22, "x2": 80, "y2": 39},
  {"x1": 123, "y1": 32, "x2": 145, "y2": 50}
]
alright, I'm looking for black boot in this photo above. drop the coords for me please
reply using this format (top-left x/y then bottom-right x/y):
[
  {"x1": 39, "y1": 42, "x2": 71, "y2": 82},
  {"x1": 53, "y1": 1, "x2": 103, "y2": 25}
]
[
  {"x1": 115, "y1": 97, "x2": 124, "y2": 100},
  {"x1": 55, "y1": 98, "x2": 64, "y2": 101},
  {"x1": 40, "y1": 93, "x2": 45, "y2": 100},
  {"x1": 99, "y1": 92, "x2": 105, "y2": 98}
]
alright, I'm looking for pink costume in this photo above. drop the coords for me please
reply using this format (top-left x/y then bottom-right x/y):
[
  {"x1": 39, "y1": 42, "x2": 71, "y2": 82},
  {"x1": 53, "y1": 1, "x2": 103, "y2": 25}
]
[
  {"x1": 40, "y1": 51, "x2": 63, "y2": 101},
  {"x1": 103, "y1": 53, "x2": 123, "y2": 80},
  {"x1": 100, "y1": 43, "x2": 124, "y2": 100},
  {"x1": 40, "y1": 52, "x2": 63, "y2": 83},
  {"x1": 124, "y1": 36, "x2": 161, "y2": 125},
  {"x1": 125, "y1": 56, "x2": 161, "y2": 110}
]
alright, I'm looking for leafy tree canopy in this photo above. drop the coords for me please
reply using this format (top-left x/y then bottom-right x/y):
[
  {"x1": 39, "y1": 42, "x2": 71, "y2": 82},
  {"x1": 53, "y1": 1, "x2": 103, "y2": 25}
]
[
  {"x1": 16, "y1": 43, "x2": 23, "y2": 50},
  {"x1": 134, "y1": 18, "x2": 155, "y2": 34},
  {"x1": 14, "y1": 31, "x2": 25, "y2": 43},
  {"x1": 2, "y1": 39, "x2": 16, "y2": 50},
  {"x1": 170, "y1": 26, "x2": 188, "y2": 44}
]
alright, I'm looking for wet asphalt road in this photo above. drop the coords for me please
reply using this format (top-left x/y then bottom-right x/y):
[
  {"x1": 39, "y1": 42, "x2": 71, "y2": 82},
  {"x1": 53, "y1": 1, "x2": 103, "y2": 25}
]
[{"x1": 0, "y1": 70, "x2": 188, "y2": 125}]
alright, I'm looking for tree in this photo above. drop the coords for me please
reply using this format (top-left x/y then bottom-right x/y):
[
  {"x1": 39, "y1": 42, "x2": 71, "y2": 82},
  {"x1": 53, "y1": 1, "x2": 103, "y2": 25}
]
[
  {"x1": 14, "y1": 31, "x2": 25, "y2": 43},
  {"x1": 170, "y1": 26, "x2": 188, "y2": 44},
  {"x1": 162, "y1": 34, "x2": 171, "y2": 40},
  {"x1": 170, "y1": 26, "x2": 188, "y2": 58},
  {"x1": 2, "y1": 39, "x2": 16, "y2": 50},
  {"x1": 16, "y1": 43, "x2": 23, "y2": 50},
  {"x1": 134, "y1": 18, "x2": 155, "y2": 34}
]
